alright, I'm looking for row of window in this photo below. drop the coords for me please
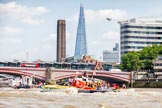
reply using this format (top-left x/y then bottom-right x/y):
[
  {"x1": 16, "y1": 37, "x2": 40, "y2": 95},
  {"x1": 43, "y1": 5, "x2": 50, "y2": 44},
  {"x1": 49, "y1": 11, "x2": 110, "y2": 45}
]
[
  {"x1": 121, "y1": 25, "x2": 162, "y2": 30},
  {"x1": 121, "y1": 30, "x2": 162, "y2": 34},
  {"x1": 155, "y1": 63, "x2": 162, "y2": 66},
  {"x1": 121, "y1": 41, "x2": 162, "y2": 44},
  {"x1": 103, "y1": 59, "x2": 118, "y2": 63},
  {"x1": 121, "y1": 36, "x2": 162, "y2": 40},
  {"x1": 121, "y1": 51, "x2": 129, "y2": 54},
  {"x1": 121, "y1": 46, "x2": 144, "y2": 49}
]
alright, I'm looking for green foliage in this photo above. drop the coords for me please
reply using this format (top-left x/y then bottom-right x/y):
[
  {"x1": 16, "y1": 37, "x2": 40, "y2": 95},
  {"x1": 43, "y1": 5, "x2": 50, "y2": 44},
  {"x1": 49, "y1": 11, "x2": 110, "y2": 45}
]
[
  {"x1": 120, "y1": 44, "x2": 162, "y2": 71},
  {"x1": 120, "y1": 51, "x2": 141, "y2": 71}
]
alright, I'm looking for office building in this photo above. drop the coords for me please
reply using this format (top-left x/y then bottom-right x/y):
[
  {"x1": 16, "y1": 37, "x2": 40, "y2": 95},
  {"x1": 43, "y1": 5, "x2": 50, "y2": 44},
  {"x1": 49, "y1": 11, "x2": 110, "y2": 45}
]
[
  {"x1": 74, "y1": 4, "x2": 87, "y2": 61},
  {"x1": 103, "y1": 43, "x2": 119, "y2": 63},
  {"x1": 113, "y1": 43, "x2": 119, "y2": 51},
  {"x1": 57, "y1": 20, "x2": 66, "y2": 62},
  {"x1": 103, "y1": 51, "x2": 118, "y2": 63},
  {"x1": 121, "y1": 19, "x2": 162, "y2": 55}
]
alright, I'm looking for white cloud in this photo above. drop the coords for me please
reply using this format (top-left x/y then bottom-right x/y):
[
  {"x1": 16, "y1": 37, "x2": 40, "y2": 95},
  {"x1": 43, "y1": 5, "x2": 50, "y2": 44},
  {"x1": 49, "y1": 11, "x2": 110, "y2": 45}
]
[
  {"x1": 48, "y1": 33, "x2": 56, "y2": 41},
  {"x1": 41, "y1": 33, "x2": 57, "y2": 49},
  {"x1": 21, "y1": 18, "x2": 45, "y2": 25},
  {"x1": 66, "y1": 31, "x2": 71, "y2": 39},
  {"x1": 89, "y1": 40, "x2": 100, "y2": 45},
  {"x1": 0, "y1": 38, "x2": 21, "y2": 44},
  {"x1": 67, "y1": 9, "x2": 127, "y2": 23},
  {"x1": 49, "y1": 33, "x2": 56, "y2": 37},
  {"x1": 0, "y1": 26, "x2": 24, "y2": 37},
  {"x1": 101, "y1": 31, "x2": 119, "y2": 40},
  {"x1": 67, "y1": 13, "x2": 78, "y2": 22},
  {"x1": 86, "y1": 9, "x2": 126, "y2": 23},
  {"x1": 0, "y1": 1, "x2": 47, "y2": 25},
  {"x1": 0, "y1": 26, "x2": 23, "y2": 44},
  {"x1": 88, "y1": 31, "x2": 120, "y2": 51}
]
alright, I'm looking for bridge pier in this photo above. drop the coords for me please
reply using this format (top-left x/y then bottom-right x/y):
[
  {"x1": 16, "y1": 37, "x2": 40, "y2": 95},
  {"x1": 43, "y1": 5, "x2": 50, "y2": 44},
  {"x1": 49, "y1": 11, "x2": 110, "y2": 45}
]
[
  {"x1": 45, "y1": 68, "x2": 56, "y2": 84},
  {"x1": 130, "y1": 71, "x2": 135, "y2": 88}
]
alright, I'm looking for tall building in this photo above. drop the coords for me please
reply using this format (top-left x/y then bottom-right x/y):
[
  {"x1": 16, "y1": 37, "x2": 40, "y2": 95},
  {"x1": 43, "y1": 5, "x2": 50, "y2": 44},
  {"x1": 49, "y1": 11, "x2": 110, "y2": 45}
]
[
  {"x1": 74, "y1": 4, "x2": 87, "y2": 61},
  {"x1": 103, "y1": 50, "x2": 118, "y2": 63},
  {"x1": 57, "y1": 20, "x2": 66, "y2": 62},
  {"x1": 103, "y1": 43, "x2": 119, "y2": 63},
  {"x1": 113, "y1": 43, "x2": 119, "y2": 51},
  {"x1": 121, "y1": 19, "x2": 162, "y2": 55}
]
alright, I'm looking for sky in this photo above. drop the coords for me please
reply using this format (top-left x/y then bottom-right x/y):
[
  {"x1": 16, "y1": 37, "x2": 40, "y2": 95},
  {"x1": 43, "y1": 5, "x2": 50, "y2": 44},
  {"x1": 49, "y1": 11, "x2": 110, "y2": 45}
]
[{"x1": 0, "y1": 0, "x2": 162, "y2": 62}]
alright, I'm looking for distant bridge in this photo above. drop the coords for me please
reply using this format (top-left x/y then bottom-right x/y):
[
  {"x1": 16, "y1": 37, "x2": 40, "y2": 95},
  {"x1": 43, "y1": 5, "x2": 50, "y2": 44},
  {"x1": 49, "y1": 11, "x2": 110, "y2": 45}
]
[{"x1": 0, "y1": 67, "x2": 130, "y2": 83}]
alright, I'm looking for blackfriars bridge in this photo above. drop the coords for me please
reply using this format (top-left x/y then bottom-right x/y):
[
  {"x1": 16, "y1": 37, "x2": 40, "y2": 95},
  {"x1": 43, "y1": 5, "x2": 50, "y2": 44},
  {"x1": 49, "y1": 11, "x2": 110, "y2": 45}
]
[{"x1": 0, "y1": 67, "x2": 131, "y2": 83}]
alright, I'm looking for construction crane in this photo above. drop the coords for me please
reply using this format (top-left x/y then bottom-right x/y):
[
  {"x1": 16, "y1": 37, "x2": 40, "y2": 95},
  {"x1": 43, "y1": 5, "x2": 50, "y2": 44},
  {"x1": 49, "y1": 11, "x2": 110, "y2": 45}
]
[{"x1": 106, "y1": 18, "x2": 124, "y2": 24}]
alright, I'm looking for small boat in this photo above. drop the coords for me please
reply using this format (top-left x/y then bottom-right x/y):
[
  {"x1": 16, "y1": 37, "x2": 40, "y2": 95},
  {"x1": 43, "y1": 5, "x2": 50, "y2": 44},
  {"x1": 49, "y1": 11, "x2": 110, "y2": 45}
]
[
  {"x1": 78, "y1": 87, "x2": 115, "y2": 93},
  {"x1": 78, "y1": 89, "x2": 112, "y2": 93},
  {"x1": 42, "y1": 84, "x2": 70, "y2": 89}
]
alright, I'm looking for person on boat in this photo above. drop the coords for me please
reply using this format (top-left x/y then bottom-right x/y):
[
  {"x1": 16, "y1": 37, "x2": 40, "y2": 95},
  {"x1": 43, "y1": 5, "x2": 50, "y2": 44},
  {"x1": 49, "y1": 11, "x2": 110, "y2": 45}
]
[
  {"x1": 112, "y1": 83, "x2": 120, "y2": 90},
  {"x1": 82, "y1": 71, "x2": 88, "y2": 82},
  {"x1": 68, "y1": 77, "x2": 73, "y2": 86},
  {"x1": 17, "y1": 82, "x2": 23, "y2": 89},
  {"x1": 122, "y1": 83, "x2": 126, "y2": 89},
  {"x1": 112, "y1": 83, "x2": 117, "y2": 90},
  {"x1": 64, "y1": 78, "x2": 69, "y2": 86},
  {"x1": 107, "y1": 82, "x2": 110, "y2": 89},
  {"x1": 92, "y1": 84, "x2": 97, "y2": 90},
  {"x1": 102, "y1": 81, "x2": 107, "y2": 90},
  {"x1": 96, "y1": 82, "x2": 102, "y2": 90},
  {"x1": 36, "y1": 81, "x2": 43, "y2": 88}
]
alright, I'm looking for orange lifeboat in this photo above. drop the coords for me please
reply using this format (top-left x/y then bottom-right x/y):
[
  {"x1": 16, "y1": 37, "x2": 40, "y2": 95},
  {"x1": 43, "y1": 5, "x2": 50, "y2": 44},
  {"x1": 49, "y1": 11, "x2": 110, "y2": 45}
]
[{"x1": 73, "y1": 80, "x2": 93, "y2": 90}]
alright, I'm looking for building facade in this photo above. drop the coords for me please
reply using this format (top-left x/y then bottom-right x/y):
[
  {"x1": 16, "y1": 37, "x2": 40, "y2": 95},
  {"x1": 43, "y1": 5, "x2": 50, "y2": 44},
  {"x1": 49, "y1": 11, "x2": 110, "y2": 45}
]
[
  {"x1": 153, "y1": 56, "x2": 162, "y2": 79},
  {"x1": 74, "y1": 4, "x2": 87, "y2": 61},
  {"x1": 121, "y1": 19, "x2": 162, "y2": 55},
  {"x1": 57, "y1": 20, "x2": 66, "y2": 62},
  {"x1": 103, "y1": 50, "x2": 119, "y2": 63},
  {"x1": 103, "y1": 43, "x2": 119, "y2": 63},
  {"x1": 113, "y1": 43, "x2": 119, "y2": 51}
]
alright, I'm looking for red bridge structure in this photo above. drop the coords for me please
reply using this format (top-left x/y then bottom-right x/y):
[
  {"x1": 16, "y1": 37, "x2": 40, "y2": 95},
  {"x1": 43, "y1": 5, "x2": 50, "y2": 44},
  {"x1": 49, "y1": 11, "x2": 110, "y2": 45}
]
[{"x1": 0, "y1": 67, "x2": 130, "y2": 83}]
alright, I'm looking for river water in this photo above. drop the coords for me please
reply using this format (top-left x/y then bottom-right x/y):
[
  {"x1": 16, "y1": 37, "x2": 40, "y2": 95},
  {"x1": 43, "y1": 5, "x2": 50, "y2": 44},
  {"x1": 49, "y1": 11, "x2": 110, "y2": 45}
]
[{"x1": 0, "y1": 88, "x2": 162, "y2": 108}]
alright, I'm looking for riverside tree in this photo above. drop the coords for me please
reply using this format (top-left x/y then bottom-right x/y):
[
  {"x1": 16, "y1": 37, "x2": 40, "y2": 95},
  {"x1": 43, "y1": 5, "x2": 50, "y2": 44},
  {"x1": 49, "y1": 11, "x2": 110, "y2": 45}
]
[{"x1": 120, "y1": 44, "x2": 162, "y2": 72}]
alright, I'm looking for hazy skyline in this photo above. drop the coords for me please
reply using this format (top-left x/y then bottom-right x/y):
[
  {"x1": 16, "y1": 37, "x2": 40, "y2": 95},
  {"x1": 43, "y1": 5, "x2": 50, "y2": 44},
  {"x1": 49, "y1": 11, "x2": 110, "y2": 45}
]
[{"x1": 0, "y1": 0, "x2": 162, "y2": 62}]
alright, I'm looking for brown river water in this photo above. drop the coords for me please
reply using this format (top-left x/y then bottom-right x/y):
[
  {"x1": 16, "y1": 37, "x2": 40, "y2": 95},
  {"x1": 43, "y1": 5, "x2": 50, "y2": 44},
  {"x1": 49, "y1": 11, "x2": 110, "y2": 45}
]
[{"x1": 0, "y1": 88, "x2": 162, "y2": 108}]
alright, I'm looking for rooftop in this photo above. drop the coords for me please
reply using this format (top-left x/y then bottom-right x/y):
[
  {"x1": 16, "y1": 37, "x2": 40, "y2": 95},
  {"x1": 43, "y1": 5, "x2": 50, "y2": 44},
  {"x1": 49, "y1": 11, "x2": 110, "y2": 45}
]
[{"x1": 121, "y1": 18, "x2": 162, "y2": 25}]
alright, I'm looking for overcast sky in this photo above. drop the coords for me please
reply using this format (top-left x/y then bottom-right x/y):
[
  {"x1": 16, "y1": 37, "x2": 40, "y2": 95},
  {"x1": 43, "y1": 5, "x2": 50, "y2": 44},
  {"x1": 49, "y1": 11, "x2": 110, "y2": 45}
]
[{"x1": 0, "y1": 0, "x2": 162, "y2": 62}]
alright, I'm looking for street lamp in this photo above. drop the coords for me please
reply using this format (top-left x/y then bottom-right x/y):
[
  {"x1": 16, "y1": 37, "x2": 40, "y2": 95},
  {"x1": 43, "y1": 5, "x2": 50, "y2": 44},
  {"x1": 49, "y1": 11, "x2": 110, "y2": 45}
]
[{"x1": 26, "y1": 52, "x2": 28, "y2": 62}]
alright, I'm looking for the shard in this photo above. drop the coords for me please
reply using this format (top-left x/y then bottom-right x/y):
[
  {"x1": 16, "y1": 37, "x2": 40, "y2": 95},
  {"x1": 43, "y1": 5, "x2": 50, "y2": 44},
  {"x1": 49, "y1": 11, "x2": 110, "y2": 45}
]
[{"x1": 74, "y1": 4, "x2": 87, "y2": 61}]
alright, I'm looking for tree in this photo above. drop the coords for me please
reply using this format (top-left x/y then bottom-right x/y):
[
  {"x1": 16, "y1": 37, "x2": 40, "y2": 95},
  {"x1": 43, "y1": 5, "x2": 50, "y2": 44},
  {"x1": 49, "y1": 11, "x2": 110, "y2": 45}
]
[
  {"x1": 120, "y1": 44, "x2": 162, "y2": 72},
  {"x1": 140, "y1": 44, "x2": 159, "y2": 70},
  {"x1": 120, "y1": 51, "x2": 141, "y2": 71}
]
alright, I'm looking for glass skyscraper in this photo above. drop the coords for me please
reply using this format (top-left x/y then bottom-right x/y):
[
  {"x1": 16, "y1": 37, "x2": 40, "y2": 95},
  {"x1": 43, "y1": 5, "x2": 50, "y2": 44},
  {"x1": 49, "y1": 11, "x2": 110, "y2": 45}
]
[{"x1": 74, "y1": 4, "x2": 87, "y2": 61}]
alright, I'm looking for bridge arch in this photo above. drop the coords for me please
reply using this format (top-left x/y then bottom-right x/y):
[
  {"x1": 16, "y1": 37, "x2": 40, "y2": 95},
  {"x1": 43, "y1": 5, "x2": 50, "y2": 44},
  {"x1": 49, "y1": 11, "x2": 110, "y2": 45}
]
[
  {"x1": 0, "y1": 70, "x2": 45, "y2": 80},
  {"x1": 54, "y1": 73, "x2": 130, "y2": 83},
  {"x1": 0, "y1": 67, "x2": 130, "y2": 84}
]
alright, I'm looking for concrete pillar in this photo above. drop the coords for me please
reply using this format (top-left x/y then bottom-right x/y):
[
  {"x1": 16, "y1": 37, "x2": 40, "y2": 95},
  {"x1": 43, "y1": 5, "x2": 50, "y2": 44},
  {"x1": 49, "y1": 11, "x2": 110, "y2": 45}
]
[
  {"x1": 130, "y1": 71, "x2": 134, "y2": 88},
  {"x1": 45, "y1": 68, "x2": 56, "y2": 85}
]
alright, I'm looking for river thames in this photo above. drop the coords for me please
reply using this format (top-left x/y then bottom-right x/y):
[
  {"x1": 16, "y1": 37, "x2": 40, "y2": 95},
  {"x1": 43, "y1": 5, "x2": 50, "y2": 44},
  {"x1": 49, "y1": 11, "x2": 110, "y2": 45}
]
[{"x1": 0, "y1": 88, "x2": 162, "y2": 108}]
